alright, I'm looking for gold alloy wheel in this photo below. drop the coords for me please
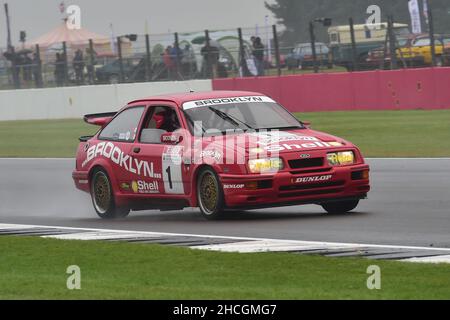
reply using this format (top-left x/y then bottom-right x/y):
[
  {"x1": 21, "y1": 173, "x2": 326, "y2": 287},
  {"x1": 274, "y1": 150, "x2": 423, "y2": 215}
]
[
  {"x1": 93, "y1": 172, "x2": 111, "y2": 214},
  {"x1": 199, "y1": 173, "x2": 218, "y2": 214}
]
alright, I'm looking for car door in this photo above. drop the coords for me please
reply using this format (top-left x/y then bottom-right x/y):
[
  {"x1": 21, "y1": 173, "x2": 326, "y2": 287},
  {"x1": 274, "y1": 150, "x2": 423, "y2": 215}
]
[
  {"x1": 131, "y1": 103, "x2": 187, "y2": 196},
  {"x1": 95, "y1": 105, "x2": 146, "y2": 188}
]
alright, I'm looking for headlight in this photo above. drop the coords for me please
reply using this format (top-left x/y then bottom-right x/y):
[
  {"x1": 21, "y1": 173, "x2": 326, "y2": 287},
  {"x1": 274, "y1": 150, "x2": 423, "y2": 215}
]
[
  {"x1": 248, "y1": 158, "x2": 284, "y2": 173},
  {"x1": 327, "y1": 151, "x2": 355, "y2": 166}
]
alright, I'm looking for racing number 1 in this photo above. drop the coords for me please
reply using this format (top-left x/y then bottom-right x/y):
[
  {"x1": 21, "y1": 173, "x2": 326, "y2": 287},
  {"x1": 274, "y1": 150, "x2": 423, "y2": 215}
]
[
  {"x1": 162, "y1": 149, "x2": 184, "y2": 195},
  {"x1": 165, "y1": 166, "x2": 173, "y2": 190}
]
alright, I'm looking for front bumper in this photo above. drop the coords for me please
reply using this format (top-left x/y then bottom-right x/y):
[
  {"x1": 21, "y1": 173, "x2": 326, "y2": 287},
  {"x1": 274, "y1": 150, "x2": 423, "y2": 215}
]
[{"x1": 219, "y1": 164, "x2": 370, "y2": 208}]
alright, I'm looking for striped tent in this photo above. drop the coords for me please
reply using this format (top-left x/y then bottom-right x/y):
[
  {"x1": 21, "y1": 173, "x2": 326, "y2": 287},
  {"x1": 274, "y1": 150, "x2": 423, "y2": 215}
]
[{"x1": 27, "y1": 22, "x2": 132, "y2": 61}]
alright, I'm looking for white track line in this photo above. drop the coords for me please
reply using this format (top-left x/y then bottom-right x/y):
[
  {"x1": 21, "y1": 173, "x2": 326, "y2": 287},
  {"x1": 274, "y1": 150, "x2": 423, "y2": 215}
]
[
  {"x1": 404, "y1": 255, "x2": 450, "y2": 264},
  {"x1": 42, "y1": 232, "x2": 163, "y2": 241},
  {"x1": 1, "y1": 223, "x2": 450, "y2": 253},
  {"x1": 196, "y1": 240, "x2": 361, "y2": 253}
]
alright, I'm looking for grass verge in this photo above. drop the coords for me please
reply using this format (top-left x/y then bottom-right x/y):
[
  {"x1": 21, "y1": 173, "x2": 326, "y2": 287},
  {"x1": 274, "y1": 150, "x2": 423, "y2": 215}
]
[
  {"x1": 0, "y1": 109, "x2": 449, "y2": 158},
  {"x1": 1, "y1": 236, "x2": 450, "y2": 299},
  {"x1": 298, "y1": 109, "x2": 450, "y2": 157},
  {"x1": 0, "y1": 119, "x2": 97, "y2": 158}
]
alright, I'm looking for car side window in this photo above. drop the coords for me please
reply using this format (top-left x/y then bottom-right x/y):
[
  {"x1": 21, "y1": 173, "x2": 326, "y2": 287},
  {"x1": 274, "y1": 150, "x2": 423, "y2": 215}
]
[
  {"x1": 139, "y1": 106, "x2": 181, "y2": 144},
  {"x1": 98, "y1": 106, "x2": 145, "y2": 142}
]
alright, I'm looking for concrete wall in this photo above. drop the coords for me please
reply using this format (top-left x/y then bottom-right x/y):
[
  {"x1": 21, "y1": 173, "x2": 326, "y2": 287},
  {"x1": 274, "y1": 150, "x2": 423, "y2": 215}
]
[
  {"x1": 213, "y1": 67, "x2": 450, "y2": 112},
  {"x1": 3, "y1": 67, "x2": 449, "y2": 121},
  {"x1": 0, "y1": 80, "x2": 212, "y2": 121}
]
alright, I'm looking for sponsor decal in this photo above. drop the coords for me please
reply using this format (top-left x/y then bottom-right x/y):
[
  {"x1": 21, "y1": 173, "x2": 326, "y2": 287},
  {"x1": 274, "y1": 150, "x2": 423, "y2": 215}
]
[
  {"x1": 162, "y1": 134, "x2": 178, "y2": 143},
  {"x1": 82, "y1": 142, "x2": 162, "y2": 179},
  {"x1": 295, "y1": 175, "x2": 333, "y2": 184},
  {"x1": 249, "y1": 131, "x2": 319, "y2": 147},
  {"x1": 200, "y1": 150, "x2": 222, "y2": 162},
  {"x1": 131, "y1": 180, "x2": 159, "y2": 194},
  {"x1": 183, "y1": 96, "x2": 275, "y2": 110},
  {"x1": 120, "y1": 182, "x2": 131, "y2": 191},
  {"x1": 162, "y1": 146, "x2": 183, "y2": 164},
  {"x1": 223, "y1": 184, "x2": 245, "y2": 189},
  {"x1": 265, "y1": 141, "x2": 332, "y2": 152}
]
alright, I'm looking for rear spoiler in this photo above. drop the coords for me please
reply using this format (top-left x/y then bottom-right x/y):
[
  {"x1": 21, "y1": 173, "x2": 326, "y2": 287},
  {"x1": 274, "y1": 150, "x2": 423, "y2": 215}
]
[{"x1": 83, "y1": 112, "x2": 117, "y2": 127}]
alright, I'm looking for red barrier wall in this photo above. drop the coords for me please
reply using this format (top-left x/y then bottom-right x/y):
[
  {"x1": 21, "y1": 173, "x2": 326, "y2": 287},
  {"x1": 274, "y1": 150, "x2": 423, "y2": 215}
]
[{"x1": 212, "y1": 67, "x2": 450, "y2": 112}]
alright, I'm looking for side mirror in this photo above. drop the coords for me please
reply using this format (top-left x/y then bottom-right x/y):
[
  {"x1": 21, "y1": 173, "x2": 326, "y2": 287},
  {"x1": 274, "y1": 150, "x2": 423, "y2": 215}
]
[
  {"x1": 161, "y1": 132, "x2": 183, "y2": 145},
  {"x1": 302, "y1": 121, "x2": 312, "y2": 128}
]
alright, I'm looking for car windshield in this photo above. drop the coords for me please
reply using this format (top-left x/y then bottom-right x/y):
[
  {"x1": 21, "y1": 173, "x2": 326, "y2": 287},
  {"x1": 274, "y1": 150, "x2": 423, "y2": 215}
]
[{"x1": 183, "y1": 100, "x2": 303, "y2": 135}]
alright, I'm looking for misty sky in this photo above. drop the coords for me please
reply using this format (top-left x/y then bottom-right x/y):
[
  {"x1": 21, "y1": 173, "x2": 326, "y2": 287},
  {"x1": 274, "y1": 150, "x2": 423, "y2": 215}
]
[{"x1": 0, "y1": 0, "x2": 276, "y2": 46}]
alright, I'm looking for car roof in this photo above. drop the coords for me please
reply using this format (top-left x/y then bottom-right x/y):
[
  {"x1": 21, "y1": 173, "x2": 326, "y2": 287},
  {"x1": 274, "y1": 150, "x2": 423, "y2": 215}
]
[{"x1": 128, "y1": 90, "x2": 266, "y2": 108}]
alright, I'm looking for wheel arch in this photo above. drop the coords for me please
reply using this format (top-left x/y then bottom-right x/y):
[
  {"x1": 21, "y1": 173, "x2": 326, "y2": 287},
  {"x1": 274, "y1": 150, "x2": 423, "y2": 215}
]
[
  {"x1": 87, "y1": 160, "x2": 118, "y2": 193},
  {"x1": 190, "y1": 164, "x2": 219, "y2": 208}
]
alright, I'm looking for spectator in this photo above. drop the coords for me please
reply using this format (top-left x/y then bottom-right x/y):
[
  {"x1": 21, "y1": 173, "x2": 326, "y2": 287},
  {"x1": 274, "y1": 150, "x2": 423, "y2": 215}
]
[
  {"x1": 54, "y1": 53, "x2": 65, "y2": 87},
  {"x1": 23, "y1": 54, "x2": 33, "y2": 83},
  {"x1": 163, "y1": 46, "x2": 175, "y2": 80},
  {"x1": 73, "y1": 49, "x2": 85, "y2": 85},
  {"x1": 252, "y1": 37, "x2": 265, "y2": 76},
  {"x1": 3, "y1": 49, "x2": 21, "y2": 88},
  {"x1": 85, "y1": 47, "x2": 97, "y2": 84},
  {"x1": 32, "y1": 52, "x2": 42, "y2": 88},
  {"x1": 201, "y1": 39, "x2": 219, "y2": 78},
  {"x1": 170, "y1": 44, "x2": 182, "y2": 74},
  {"x1": 181, "y1": 44, "x2": 197, "y2": 78}
]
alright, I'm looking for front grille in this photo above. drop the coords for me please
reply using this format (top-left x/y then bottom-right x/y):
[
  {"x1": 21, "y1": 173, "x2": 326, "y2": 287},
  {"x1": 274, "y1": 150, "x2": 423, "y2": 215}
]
[
  {"x1": 279, "y1": 180, "x2": 345, "y2": 192},
  {"x1": 288, "y1": 157, "x2": 323, "y2": 169},
  {"x1": 290, "y1": 168, "x2": 331, "y2": 175},
  {"x1": 279, "y1": 188, "x2": 343, "y2": 198}
]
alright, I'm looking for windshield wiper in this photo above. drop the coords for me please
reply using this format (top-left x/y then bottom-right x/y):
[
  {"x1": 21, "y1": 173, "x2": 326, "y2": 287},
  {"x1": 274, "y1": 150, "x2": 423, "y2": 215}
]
[
  {"x1": 208, "y1": 107, "x2": 254, "y2": 129},
  {"x1": 263, "y1": 125, "x2": 305, "y2": 130}
]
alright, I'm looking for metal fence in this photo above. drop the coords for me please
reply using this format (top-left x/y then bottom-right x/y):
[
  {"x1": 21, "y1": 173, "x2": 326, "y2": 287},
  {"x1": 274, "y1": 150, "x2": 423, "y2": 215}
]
[{"x1": 1, "y1": 20, "x2": 449, "y2": 90}]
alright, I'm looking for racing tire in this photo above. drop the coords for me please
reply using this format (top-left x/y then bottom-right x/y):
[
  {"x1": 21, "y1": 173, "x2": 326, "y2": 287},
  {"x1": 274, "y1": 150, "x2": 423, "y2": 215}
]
[
  {"x1": 321, "y1": 200, "x2": 359, "y2": 215},
  {"x1": 197, "y1": 168, "x2": 225, "y2": 220},
  {"x1": 90, "y1": 169, "x2": 130, "y2": 219}
]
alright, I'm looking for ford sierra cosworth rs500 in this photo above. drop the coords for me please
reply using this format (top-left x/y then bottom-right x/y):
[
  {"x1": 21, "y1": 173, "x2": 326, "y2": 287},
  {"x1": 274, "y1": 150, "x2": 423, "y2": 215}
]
[{"x1": 73, "y1": 91, "x2": 370, "y2": 220}]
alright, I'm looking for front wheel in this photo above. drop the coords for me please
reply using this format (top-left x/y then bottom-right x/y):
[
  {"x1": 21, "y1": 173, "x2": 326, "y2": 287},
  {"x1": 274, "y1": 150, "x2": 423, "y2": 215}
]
[
  {"x1": 197, "y1": 168, "x2": 225, "y2": 220},
  {"x1": 321, "y1": 200, "x2": 359, "y2": 215},
  {"x1": 91, "y1": 169, "x2": 130, "y2": 219}
]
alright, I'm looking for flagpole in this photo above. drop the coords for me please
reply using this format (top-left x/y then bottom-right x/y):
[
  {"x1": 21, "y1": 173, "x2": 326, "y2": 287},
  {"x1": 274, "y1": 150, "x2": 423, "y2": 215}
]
[
  {"x1": 265, "y1": 15, "x2": 272, "y2": 64},
  {"x1": 4, "y1": 3, "x2": 12, "y2": 49},
  {"x1": 110, "y1": 23, "x2": 116, "y2": 55}
]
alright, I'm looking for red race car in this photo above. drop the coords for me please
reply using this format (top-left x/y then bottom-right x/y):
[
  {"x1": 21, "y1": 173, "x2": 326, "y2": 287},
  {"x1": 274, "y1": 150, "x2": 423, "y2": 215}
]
[{"x1": 73, "y1": 91, "x2": 370, "y2": 220}]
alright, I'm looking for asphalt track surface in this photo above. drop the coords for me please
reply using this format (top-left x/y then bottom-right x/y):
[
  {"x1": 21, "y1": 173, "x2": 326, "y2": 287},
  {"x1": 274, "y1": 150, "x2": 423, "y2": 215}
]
[{"x1": 0, "y1": 158, "x2": 449, "y2": 248}]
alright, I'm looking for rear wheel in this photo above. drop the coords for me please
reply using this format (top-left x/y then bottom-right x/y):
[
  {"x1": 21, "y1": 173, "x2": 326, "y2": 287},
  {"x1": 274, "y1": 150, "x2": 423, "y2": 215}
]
[
  {"x1": 197, "y1": 168, "x2": 225, "y2": 220},
  {"x1": 91, "y1": 169, "x2": 129, "y2": 219},
  {"x1": 321, "y1": 200, "x2": 359, "y2": 215}
]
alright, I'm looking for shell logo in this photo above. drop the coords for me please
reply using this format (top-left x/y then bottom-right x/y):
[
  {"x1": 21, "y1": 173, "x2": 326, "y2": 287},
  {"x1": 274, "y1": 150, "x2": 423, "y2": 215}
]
[{"x1": 131, "y1": 181, "x2": 139, "y2": 193}]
